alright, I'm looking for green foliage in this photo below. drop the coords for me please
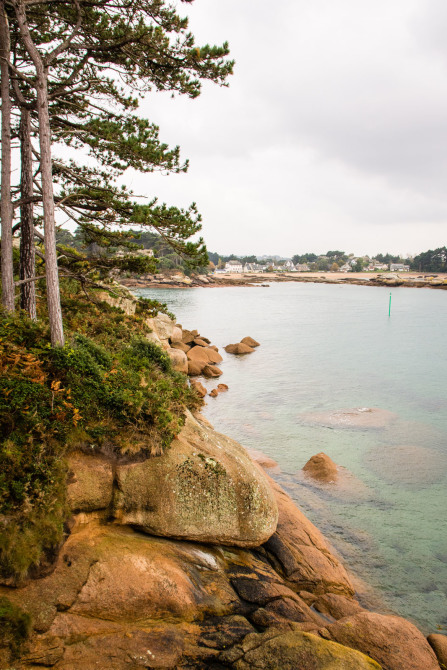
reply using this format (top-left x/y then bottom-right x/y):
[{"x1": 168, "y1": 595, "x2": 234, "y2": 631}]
[
  {"x1": 0, "y1": 290, "x2": 201, "y2": 583},
  {"x1": 136, "y1": 297, "x2": 174, "y2": 320},
  {"x1": 410, "y1": 247, "x2": 447, "y2": 272},
  {"x1": 0, "y1": 597, "x2": 31, "y2": 658}
]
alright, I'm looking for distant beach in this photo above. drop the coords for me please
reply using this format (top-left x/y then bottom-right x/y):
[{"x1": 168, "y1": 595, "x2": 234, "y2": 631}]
[{"x1": 123, "y1": 270, "x2": 447, "y2": 291}]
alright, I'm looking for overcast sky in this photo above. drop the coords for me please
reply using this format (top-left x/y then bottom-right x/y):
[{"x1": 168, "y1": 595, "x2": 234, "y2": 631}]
[{"x1": 129, "y1": 0, "x2": 447, "y2": 258}]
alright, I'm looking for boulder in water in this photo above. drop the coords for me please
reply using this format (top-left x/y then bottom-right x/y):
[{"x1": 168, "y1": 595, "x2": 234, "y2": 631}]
[
  {"x1": 224, "y1": 343, "x2": 254, "y2": 355},
  {"x1": 241, "y1": 336, "x2": 260, "y2": 347},
  {"x1": 303, "y1": 453, "x2": 338, "y2": 483}
]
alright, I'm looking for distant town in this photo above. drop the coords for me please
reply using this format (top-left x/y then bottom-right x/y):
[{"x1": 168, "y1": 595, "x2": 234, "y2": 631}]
[
  {"x1": 206, "y1": 249, "x2": 447, "y2": 274},
  {"x1": 56, "y1": 229, "x2": 447, "y2": 275}
]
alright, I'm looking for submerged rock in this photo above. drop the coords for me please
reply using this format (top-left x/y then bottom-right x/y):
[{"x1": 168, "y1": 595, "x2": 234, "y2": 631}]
[
  {"x1": 301, "y1": 407, "x2": 396, "y2": 429},
  {"x1": 303, "y1": 453, "x2": 338, "y2": 483},
  {"x1": 113, "y1": 412, "x2": 278, "y2": 547}
]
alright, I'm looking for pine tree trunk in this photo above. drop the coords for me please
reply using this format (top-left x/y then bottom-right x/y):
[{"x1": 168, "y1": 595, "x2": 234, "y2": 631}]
[
  {"x1": 0, "y1": 0, "x2": 14, "y2": 312},
  {"x1": 19, "y1": 107, "x2": 36, "y2": 319},
  {"x1": 13, "y1": 0, "x2": 64, "y2": 345},
  {"x1": 36, "y1": 72, "x2": 64, "y2": 345}
]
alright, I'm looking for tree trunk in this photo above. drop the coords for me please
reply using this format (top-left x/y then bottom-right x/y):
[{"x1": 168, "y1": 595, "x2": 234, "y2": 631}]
[
  {"x1": 0, "y1": 0, "x2": 14, "y2": 312},
  {"x1": 37, "y1": 70, "x2": 64, "y2": 345},
  {"x1": 19, "y1": 107, "x2": 36, "y2": 319},
  {"x1": 13, "y1": 0, "x2": 64, "y2": 345}
]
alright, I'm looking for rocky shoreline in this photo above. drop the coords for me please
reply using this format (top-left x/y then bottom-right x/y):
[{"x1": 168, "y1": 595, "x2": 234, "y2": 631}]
[
  {"x1": 1, "y1": 303, "x2": 446, "y2": 669},
  {"x1": 1, "y1": 411, "x2": 445, "y2": 669},
  {"x1": 121, "y1": 271, "x2": 447, "y2": 291}
]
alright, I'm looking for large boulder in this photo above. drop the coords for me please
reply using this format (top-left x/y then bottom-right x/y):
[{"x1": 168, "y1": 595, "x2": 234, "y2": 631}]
[
  {"x1": 166, "y1": 347, "x2": 188, "y2": 373},
  {"x1": 303, "y1": 452, "x2": 339, "y2": 483},
  {"x1": 220, "y1": 628, "x2": 381, "y2": 669},
  {"x1": 67, "y1": 452, "x2": 113, "y2": 513},
  {"x1": 113, "y1": 412, "x2": 278, "y2": 547},
  {"x1": 187, "y1": 346, "x2": 210, "y2": 366},
  {"x1": 145, "y1": 312, "x2": 175, "y2": 343},
  {"x1": 170, "y1": 325, "x2": 183, "y2": 344},
  {"x1": 320, "y1": 611, "x2": 440, "y2": 670}
]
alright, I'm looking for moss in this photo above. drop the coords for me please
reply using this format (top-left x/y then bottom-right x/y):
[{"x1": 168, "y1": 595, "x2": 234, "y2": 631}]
[{"x1": 0, "y1": 596, "x2": 31, "y2": 658}]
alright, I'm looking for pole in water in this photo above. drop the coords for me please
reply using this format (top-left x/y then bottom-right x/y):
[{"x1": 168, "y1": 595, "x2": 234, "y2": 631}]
[{"x1": 388, "y1": 292, "x2": 392, "y2": 317}]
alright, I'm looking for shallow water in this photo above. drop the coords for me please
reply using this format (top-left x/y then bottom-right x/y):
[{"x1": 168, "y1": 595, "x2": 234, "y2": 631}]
[{"x1": 135, "y1": 282, "x2": 447, "y2": 632}]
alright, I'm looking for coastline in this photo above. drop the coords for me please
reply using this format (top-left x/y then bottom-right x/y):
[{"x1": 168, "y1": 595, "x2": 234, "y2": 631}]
[
  {"x1": 121, "y1": 270, "x2": 447, "y2": 291},
  {"x1": 2, "y1": 299, "x2": 446, "y2": 669}
]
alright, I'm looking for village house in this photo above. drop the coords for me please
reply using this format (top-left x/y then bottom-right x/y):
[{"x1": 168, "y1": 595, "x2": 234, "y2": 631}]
[
  {"x1": 224, "y1": 260, "x2": 244, "y2": 273},
  {"x1": 390, "y1": 263, "x2": 410, "y2": 272}
]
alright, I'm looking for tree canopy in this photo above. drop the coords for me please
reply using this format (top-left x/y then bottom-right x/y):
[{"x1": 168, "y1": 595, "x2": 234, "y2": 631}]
[{"x1": 1, "y1": 0, "x2": 233, "y2": 344}]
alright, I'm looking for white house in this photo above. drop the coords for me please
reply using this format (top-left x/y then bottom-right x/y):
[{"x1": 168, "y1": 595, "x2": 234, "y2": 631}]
[
  {"x1": 390, "y1": 263, "x2": 410, "y2": 272},
  {"x1": 224, "y1": 260, "x2": 244, "y2": 273}
]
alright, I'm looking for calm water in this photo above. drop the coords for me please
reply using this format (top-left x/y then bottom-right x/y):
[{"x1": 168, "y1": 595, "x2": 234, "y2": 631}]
[{"x1": 135, "y1": 282, "x2": 447, "y2": 632}]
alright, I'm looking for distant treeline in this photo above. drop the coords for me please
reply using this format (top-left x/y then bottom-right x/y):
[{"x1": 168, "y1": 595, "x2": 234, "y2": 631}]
[{"x1": 57, "y1": 232, "x2": 447, "y2": 274}]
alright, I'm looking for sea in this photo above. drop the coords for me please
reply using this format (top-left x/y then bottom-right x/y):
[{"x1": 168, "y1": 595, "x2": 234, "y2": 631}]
[{"x1": 134, "y1": 281, "x2": 447, "y2": 633}]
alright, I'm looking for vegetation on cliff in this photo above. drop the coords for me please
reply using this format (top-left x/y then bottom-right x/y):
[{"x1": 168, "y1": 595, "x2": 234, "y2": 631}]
[{"x1": 0, "y1": 284, "x2": 201, "y2": 584}]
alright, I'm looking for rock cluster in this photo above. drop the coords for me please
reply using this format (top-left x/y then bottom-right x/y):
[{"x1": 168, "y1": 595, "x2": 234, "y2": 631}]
[
  {"x1": 225, "y1": 336, "x2": 260, "y2": 355},
  {"x1": 144, "y1": 314, "x2": 223, "y2": 377}
]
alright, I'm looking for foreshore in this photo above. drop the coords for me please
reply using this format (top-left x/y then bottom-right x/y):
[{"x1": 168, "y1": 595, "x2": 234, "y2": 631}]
[{"x1": 121, "y1": 270, "x2": 447, "y2": 290}]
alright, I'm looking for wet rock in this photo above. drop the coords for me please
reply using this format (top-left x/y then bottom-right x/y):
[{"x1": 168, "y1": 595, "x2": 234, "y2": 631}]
[
  {"x1": 320, "y1": 611, "x2": 440, "y2": 670},
  {"x1": 263, "y1": 476, "x2": 354, "y2": 596},
  {"x1": 241, "y1": 336, "x2": 260, "y2": 347},
  {"x1": 202, "y1": 364, "x2": 223, "y2": 377},
  {"x1": 427, "y1": 634, "x2": 447, "y2": 669},
  {"x1": 113, "y1": 412, "x2": 278, "y2": 547},
  {"x1": 303, "y1": 452, "x2": 339, "y2": 483},
  {"x1": 225, "y1": 343, "x2": 255, "y2": 355},
  {"x1": 217, "y1": 383, "x2": 229, "y2": 392},
  {"x1": 209, "y1": 389, "x2": 219, "y2": 398}
]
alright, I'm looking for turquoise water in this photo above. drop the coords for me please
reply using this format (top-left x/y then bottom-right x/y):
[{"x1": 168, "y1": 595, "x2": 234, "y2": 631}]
[{"x1": 135, "y1": 282, "x2": 447, "y2": 632}]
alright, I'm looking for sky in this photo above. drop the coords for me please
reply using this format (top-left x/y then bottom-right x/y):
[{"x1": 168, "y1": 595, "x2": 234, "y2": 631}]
[{"x1": 128, "y1": 0, "x2": 447, "y2": 258}]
